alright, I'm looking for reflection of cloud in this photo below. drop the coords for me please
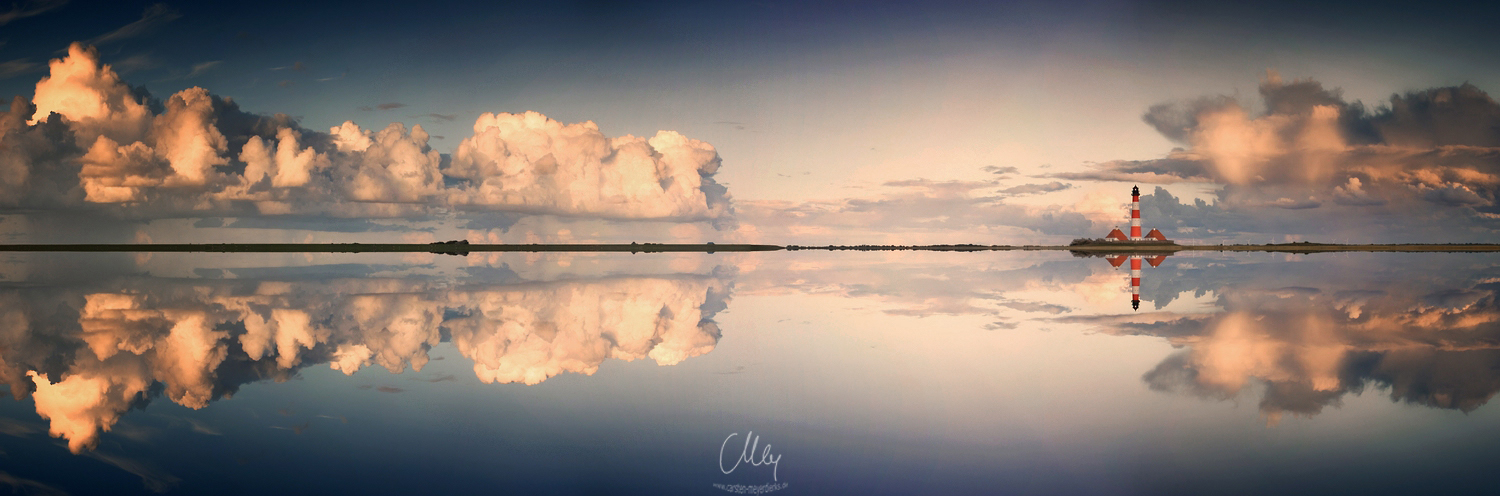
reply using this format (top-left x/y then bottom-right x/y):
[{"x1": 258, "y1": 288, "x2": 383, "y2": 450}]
[
  {"x1": 1064, "y1": 260, "x2": 1500, "y2": 422},
  {"x1": 0, "y1": 270, "x2": 733, "y2": 453},
  {"x1": 0, "y1": 471, "x2": 67, "y2": 496},
  {"x1": 0, "y1": 418, "x2": 41, "y2": 438},
  {"x1": 29, "y1": 365, "x2": 154, "y2": 454},
  {"x1": 446, "y1": 276, "x2": 730, "y2": 384},
  {"x1": 82, "y1": 449, "x2": 181, "y2": 493}
]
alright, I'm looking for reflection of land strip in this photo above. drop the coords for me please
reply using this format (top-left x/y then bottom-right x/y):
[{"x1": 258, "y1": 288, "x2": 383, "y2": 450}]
[
  {"x1": 0, "y1": 243, "x2": 1497, "y2": 253},
  {"x1": 787, "y1": 243, "x2": 1500, "y2": 253},
  {"x1": 1053, "y1": 243, "x2": 1500, "y2": 253},
  {"x1": 0, "y1": 243, "x2": 783, "y2": 253}
]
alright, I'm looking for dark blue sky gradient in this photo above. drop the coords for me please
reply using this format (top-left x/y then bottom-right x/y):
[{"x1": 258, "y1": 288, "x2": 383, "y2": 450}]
[{"x1": 8, "y1": 0, "x2": 1497, "y2": 105}]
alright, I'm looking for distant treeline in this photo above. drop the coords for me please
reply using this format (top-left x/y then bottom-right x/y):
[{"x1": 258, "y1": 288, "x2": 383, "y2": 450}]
[{"x1": 784, "y1": 244, "x2": 1004, "y2": 251}]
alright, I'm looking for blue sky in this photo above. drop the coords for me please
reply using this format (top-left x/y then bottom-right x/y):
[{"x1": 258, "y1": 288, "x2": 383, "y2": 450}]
[{"x1": 4, "y1": 0, "x2": 1500, "y2": 244}]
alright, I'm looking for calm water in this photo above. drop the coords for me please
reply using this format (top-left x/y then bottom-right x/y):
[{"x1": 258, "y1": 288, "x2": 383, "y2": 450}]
[{"x1": 0, "y1": 250, "x2": 1497, "y2": 495}]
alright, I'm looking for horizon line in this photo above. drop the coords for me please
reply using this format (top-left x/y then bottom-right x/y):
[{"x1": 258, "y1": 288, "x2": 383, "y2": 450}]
[{"x1": 0, "y1": 242, "x2": 1495, "y2": 254}]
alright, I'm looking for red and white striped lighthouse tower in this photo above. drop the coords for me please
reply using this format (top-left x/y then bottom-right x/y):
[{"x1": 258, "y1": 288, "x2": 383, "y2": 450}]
[
  {"x1": 1130, "y1": 185, "x2": 1142, "y2": 241},
  {"x1": 1130, "y1": 255, "x2": 1142, "y2": 310},
  {"x1": 1105, "y1": 253, "x2": 1165, "y2": 311}
]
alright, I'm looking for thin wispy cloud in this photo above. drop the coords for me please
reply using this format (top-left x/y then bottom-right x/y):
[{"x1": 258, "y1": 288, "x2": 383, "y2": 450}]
[
  {"x1": 0, "y1": 0, "x2": 67, "y2": 26},
  {"x1": 109, "y1": 53, "x2": 160, "y2": 74},
  {"x1": 186, "y1": 60, "x2": 221, "y2": 78},
  {"x1": 88, "y1": 3, "x2": 180, "y2": 45},
  {"x1": 982, "y1": 165, "x2": 1019, "y2": 176},
  {"x1": 0, "y1": 59, "x2": 42, "y2": 80},
  {"x1": 150, "y1": 60, "x2": 223, "y2": 82},
  {"x1": 423, "y1": 113, "x2": 457, "y2": 122},
  {"x1": 359, "y1": 102, "x2": 405, "y2": 111},
  {"x1": 995, "y1": 182, "x2": 1071, "y2": 196},
  {"x1": 315, "y1": 70, "x2": 346, "y2": 82},
  {"x1": 270, "y1": 61, "x2": 305, "y2": 71}
]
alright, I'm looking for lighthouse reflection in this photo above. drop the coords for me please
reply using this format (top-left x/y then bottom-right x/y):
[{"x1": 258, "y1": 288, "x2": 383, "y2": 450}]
[
  {"x1": 1069, "y1": 250, "x2": 1172, "y2": 311},
  {"x1": 1103, "y1": 253, "x2": 1169, "y2": 310}
]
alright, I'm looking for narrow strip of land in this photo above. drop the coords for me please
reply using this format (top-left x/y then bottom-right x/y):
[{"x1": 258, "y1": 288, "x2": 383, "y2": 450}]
[
  {"x1": 0, "y1": 243, "x2": 782, "y2": 253},
  {"x1": 0, "y1": 243, "x2": 1495, "y2": 253}
]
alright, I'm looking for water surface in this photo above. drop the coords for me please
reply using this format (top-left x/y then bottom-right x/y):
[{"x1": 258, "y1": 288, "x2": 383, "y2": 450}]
[{"x1": 0, "y1": 250, "x2": 1496, "y2": 495}]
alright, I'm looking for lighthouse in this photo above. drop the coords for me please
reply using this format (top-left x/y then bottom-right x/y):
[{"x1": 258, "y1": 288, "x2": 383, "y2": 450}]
[
  {"x1": 1104, "y1": 186, "x2": 1167, "y2": 242},
  {"x1": 1130, "y1": 185, "x2": 1142, "y2": 241}
]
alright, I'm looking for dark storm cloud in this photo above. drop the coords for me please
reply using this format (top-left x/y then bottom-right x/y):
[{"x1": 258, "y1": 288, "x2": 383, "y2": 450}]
[
  {"x1": 1141, "y1": 95, "x2": 1238, "y2": 143},
  {"x1": 1374, "y1": 85, "x2": 1500, "y2": 147},
  {"x1": 1133, "y1": 185, "x2": 1500, "y2": 243},
  {"x1": 1062, "y1": 75, "x2": 1500, "y2": 241},
  {"x1": 1051, "y1": 155, "x2": 1209, "y2": 183}
]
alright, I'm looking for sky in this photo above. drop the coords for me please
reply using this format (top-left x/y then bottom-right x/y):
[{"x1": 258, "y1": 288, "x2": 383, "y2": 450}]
[{"x1": 4, "y1": 0, "x2": 1500, "y2": 244}]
